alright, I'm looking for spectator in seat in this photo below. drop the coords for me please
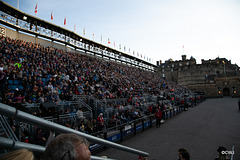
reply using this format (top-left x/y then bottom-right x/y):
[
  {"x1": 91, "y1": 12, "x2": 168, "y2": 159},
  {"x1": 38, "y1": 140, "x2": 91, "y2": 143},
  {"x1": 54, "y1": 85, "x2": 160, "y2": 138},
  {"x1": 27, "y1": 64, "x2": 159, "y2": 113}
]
[
  {"x1": 21, "y1": 130, "x2": 30, "y2": 143},
  {"x1": 120, "y1": 112, "x2": 128, "y2": 123},
  {"x1": 133, "y1": 109, "x2": 141, "y2": 120}
]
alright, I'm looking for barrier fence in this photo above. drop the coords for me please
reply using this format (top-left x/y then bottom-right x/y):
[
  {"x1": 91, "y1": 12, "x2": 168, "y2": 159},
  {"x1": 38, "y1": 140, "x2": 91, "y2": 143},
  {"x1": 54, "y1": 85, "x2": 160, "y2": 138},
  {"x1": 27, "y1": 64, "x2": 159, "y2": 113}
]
[{"x1": 0, "y1": 103, "x2": 149, "y2": 159}]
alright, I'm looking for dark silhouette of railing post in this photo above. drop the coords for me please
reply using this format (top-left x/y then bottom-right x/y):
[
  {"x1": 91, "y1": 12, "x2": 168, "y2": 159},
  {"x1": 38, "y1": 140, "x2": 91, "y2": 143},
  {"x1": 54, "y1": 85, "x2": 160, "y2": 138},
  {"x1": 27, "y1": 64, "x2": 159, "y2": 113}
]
[
  {"x1": 149, "y1": 115, "x2": 152, "y2": 127},
  {"x1": 142, "y1": 119, "x2": 144, "y2": 132},
  {"x1": 134, "y1": 121, "x2": 137, "y2": 135},
  {"x1": 120, "y1": 126, "x2": 123, "y2": 142}
]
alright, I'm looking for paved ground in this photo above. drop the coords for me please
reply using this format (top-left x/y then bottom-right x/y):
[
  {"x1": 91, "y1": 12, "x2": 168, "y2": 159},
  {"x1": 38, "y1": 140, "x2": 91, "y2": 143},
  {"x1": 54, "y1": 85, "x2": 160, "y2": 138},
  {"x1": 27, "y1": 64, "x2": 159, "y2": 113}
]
[{"x1": 95, "y1": 97, "x2": 240, "y2": 160}]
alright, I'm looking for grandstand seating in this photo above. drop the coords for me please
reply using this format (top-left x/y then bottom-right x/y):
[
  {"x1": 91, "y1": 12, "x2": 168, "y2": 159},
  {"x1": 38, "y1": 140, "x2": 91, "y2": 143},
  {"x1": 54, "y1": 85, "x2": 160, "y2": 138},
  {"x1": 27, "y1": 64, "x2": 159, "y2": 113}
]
[{"x1": 0, "y1": 35, "x2": 196, "y2": 147}]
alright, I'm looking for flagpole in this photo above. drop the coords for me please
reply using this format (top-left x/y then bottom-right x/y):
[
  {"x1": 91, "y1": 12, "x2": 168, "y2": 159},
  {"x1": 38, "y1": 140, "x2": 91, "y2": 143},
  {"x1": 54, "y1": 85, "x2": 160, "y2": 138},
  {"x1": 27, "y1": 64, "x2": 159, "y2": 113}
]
[
  {"x1": 17, "y1": 0, "x2": 19, "y2": 9},
  {"x1": 83, "y1": 27, "x2": 85, "y2": 37}
]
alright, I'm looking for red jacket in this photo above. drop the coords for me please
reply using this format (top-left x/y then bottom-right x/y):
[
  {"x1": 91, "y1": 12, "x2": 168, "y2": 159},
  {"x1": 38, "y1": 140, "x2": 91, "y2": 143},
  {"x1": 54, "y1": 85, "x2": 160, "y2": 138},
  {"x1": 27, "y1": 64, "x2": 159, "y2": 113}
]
[
  {"x1": 97, "y1": 116, "x2": 104, "y2": 126},
  {"x1": 155, "y1": 110, "x2": 162, "y2": 119},
  {"x1": 148, "y1": 106, "x2": 152, "y2": 114}
]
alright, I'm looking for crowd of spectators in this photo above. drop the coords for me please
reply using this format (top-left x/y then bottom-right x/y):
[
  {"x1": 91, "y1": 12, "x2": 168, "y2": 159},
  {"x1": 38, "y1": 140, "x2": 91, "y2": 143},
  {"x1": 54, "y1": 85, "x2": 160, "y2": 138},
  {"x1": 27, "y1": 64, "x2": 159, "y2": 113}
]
[
  {"x1": 0, "y1": 35, "x2": 195, "y2": 146},
  {"x1": 0, "y1": 36, "x2": 192, "y2": 108}
]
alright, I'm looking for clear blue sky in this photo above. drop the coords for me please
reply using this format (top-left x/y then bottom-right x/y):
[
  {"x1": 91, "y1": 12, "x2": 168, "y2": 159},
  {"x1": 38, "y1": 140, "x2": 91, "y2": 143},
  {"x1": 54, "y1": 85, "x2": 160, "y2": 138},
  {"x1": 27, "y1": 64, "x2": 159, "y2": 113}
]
[{"x1": 3, "y1": 0, "x2": 240, "y2": 66}]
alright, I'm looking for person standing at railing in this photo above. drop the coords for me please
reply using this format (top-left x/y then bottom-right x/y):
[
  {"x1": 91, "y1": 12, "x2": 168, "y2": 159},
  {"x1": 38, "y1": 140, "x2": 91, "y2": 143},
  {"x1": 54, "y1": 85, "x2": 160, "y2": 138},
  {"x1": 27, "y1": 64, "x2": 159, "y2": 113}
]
[
  {"x1": 97, "y1": 113, "x2": 104, "y2": 131},
  {"x1": 155, "y1": 108, "x2": 162, "y2": 128},
  {"x1": 160, "y1": 103, "x2": 166, "y2": 122},
  {"x1": 76, "y1": 108, "x2": 85, "y2": 126},
  {"x1": 148, "y1": 105, "x2": 153, "y2": 114}
]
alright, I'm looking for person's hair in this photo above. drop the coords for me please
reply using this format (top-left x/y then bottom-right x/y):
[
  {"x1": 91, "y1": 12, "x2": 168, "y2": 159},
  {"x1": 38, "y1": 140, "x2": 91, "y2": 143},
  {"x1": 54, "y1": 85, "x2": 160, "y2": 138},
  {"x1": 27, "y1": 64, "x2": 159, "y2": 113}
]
[
  {"x1": 0, "y1": 149, "x2": 34, "y2": 160},
  {"x1": 44, "y1": 133, "x2": 89, "y2": 160},
  {"x1": 178, "y1": 148, "x2": 187, "y2": 153},
  {"x1": 181, "y1": 151, "x2": 190, "y2": 160}
]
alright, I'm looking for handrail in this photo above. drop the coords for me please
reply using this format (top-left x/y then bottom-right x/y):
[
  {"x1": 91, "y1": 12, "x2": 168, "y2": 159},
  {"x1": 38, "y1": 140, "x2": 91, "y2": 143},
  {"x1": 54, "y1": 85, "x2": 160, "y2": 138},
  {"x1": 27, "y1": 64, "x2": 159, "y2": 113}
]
[
  {"x1": 73, "y1": 95, "x2": 93, "y2": 117},
  {"x1": 0, "y1": 103, "x2": 149, "y2": 157},
  {"x1": 78, "y1": 98, "x2": 93, "y2": 112},
  {"x1": 0, "y1": 114, "x2": 18, "y2": 141},
  {"x1": 0, "y1": 137, "x2": 117, "y2": 160}
]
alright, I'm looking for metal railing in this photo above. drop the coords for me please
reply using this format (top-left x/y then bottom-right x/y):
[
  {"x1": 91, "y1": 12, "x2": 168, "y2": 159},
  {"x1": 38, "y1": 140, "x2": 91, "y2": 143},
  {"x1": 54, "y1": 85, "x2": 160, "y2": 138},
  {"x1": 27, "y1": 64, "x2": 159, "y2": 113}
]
[
  {"x1": 0, "y1": 137, "x2": 116, "y2": 160},
  {"x1": 73, "y1": 95, "x2": 93, "y2": 112},
  {"x1": 0, "y1": 103, "x2": 149, "y2": 159},
  {"x1": 0, "y1": 114, "x2": 18, "y2": 141}
]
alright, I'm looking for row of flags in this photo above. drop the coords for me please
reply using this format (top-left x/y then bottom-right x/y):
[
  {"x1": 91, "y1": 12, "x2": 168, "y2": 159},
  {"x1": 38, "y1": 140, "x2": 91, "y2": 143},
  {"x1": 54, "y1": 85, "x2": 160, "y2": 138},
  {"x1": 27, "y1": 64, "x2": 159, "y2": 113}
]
[
  {"x1": 33, "y1": 3, "x2": 153, "y2": 62},
  {"x1": 35, "y1": 4, "x2": 53, "y2": 21}
]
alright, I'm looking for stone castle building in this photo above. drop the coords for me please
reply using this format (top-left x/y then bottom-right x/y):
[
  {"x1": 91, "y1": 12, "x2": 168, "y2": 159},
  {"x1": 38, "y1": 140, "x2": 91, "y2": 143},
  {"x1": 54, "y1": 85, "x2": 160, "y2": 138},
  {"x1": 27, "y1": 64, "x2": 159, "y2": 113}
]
[{"x1": 157, "y1": 55, "x2": 240, "y2": 98}]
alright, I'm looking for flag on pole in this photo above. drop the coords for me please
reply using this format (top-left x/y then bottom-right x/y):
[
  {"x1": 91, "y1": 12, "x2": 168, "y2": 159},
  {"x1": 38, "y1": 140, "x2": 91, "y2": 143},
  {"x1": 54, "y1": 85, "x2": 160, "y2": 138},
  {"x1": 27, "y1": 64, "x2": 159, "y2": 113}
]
[
  {"x1": 34, "y1": 3, "x2": 38, "y2": 14},
  {"x1": 51, "y1": 11, "x2": 53, "y2": 21},
  {"x1": 83, "y1": 27, "x2": 85, "y2": 35},
  {"x1": 93, "y1": 33, "x2": 94, "y2": 40},
  {"x1": 74, "y1": 24, "x2": 76, "y2": 32},
  {"x1": 100, "y1": 34, "x2": 102, "y2": 43},
  {"x1": 108, "y1": 38, "x2": 110, "y2": 44},
  {"x1": 114, "y1": 41, "x2": 115, "y2": 48},
  {"x1": 64, "y1": 17, "x2": 66, "y2": 25}
]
